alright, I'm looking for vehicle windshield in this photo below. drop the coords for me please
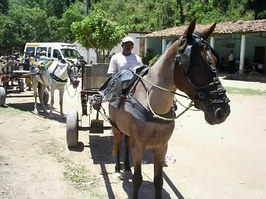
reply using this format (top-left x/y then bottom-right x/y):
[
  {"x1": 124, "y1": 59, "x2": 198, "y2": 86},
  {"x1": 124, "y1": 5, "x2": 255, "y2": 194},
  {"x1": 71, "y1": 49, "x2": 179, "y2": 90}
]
[{"x1": 61, "y1": 48, "x2": 82, "y2": 59}]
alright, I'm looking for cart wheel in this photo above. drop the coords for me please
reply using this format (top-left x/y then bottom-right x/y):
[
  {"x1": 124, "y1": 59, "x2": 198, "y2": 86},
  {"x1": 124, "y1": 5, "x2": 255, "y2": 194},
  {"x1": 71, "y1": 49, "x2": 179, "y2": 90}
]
[
  {"x1": 38, "y1": 88, "x2": 49, "y2": 105},
  {"x1": 66, "y1": 110, "x2": 79, "y2": 147},
  {"x1": 0, "y1": 87, "x2": 6, "y2": 106},
  {"x1": 19, "y1": 79, "x2": 25, "y2": 92}
]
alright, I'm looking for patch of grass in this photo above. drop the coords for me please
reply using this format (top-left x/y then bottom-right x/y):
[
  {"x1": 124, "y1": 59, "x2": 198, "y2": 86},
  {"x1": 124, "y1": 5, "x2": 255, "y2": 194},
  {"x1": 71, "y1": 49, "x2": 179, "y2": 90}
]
[
  {"x1": 225, "y1": 87, "x2": 266, "y2": 96},
  {"x1": 42, "y1": 141, "x2": 100, "y2": 193},
  {"x1": 64, "y1": 163, "x2": 98, "y2": 191},
  {"x1": 0, "y1": 106, "x2": 19, "y2": 114}
]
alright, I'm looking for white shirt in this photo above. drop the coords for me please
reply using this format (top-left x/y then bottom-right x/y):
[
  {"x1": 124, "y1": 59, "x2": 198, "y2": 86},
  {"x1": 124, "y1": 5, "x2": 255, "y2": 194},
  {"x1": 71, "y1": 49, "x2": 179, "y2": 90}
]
[{"x1": 107, "y1": 52, "x2": 142, "y2": 74}]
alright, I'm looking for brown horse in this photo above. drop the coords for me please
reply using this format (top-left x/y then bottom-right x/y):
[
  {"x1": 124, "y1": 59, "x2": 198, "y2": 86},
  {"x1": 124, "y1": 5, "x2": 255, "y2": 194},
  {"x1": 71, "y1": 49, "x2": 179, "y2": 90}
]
[{"x1": 108, "y1": 20, "x2": 230, "y2": 199}]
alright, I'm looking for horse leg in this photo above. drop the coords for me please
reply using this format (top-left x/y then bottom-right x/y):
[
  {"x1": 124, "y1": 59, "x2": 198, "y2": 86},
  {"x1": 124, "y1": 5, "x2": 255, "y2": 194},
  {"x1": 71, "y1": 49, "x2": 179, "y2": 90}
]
[
  {"x1": 124, "y1": 135, "x2": 131, "y2": 171},
  {"x1": 132, "y1": 147, "x2": 143, "y2": 199},
  {"x1": 153, "y1": 145, "x2": 168, "y2": 199},
  {"x1": 39, "y1": 83, "x2": 47, "y2": 114},
  {"x1": 49, "y1": 89, "x2": 55, "y2": 116},
  {"x1": 112, "y1": 127, "x2": 122, "y2": 172},
  {"x1": 59, "y1": 90, "x2": 64, "y2": 116},
  {"x1": 32, "y1": 77, "x2": 38, "y2": 113}
]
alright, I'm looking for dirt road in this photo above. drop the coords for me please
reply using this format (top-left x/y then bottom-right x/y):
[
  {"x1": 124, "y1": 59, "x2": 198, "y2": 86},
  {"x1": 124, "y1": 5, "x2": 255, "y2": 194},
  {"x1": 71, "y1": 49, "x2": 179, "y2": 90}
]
[{"x1": 1, "y1": 79, "x2": 266, "y2": 199}]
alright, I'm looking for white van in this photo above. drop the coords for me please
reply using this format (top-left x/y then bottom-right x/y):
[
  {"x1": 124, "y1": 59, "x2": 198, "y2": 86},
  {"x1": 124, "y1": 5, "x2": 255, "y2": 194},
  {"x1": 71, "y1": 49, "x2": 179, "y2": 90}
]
[{"x1": 24, "y1": 42, "x2": 85, "y2": 64}]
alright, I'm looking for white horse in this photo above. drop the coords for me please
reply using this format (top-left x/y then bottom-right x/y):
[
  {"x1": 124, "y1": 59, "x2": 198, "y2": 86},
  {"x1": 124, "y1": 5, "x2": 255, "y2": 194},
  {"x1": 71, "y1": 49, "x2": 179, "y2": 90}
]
[{"x1": 32, "y1": 59, "x2": 80, "y2": 117}]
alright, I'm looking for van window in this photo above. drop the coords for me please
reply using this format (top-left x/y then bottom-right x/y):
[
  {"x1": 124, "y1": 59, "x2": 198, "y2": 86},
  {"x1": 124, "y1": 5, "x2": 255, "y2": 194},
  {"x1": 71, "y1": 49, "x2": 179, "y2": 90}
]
[
  {"x1": 36, "y1": 47, "x2": 47, "y2": 55},
  {"x1": 53, "y1": 49, "x2": 61, "y2": 59},
  {"x1": 25, "y1": 47, "x2": 35, "y2": 56},
  {"x1": 61, "y1": 49, "x2": 81, "y2": 59}
]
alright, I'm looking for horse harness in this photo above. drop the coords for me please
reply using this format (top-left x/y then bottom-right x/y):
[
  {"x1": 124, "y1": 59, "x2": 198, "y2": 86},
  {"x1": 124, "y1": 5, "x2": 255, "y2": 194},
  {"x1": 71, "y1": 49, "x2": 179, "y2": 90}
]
[
  {"x1": 49, "y1": 63, "x2": 68, "y2": 83},
  {"x1": 99, "y1": 34, "x2": 229, "y2": 124},
  {"x1": 174, "y1": 34, "x2": 230, "y2": 105}
]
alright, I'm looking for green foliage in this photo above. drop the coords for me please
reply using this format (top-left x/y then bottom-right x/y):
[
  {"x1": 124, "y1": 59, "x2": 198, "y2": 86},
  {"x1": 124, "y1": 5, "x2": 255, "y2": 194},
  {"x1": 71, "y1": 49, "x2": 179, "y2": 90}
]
[
  {"x1": 46, "y1": 17, "x2": 65, "y2": 42},
  {"x1": 71, "y1": 8, "x2": 128, "y2": 62},
  {"x1": 0, "y1": 0, "x2": 8, "y2": 14},
  {"x1": 142, "y1": 49, "x2": 154, "y2": 65},
  {"x1": 61, "y1": 2, "x2": 86, "y2": 42},
  {"x1": 149, "y1": 54, "x2": 160, "y2": 66},
  {"x1": 0, "y1": 0, "x2": 265, "y2": 56},
  {"x1": 0, "y1": 6, "x2": 48, "y2": 54},
  {"x1": 226, "y1": 87, "x2": 266, "y2": 95}
]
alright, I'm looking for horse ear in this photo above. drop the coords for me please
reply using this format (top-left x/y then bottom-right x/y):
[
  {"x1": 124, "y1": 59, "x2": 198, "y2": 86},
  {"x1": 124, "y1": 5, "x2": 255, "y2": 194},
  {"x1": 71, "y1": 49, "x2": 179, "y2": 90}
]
[
  {"x1": 201, "y1": 22, "x2": 217, "y2": 40},
  {"x1": 183, "y1": 19, "x2": 196, "y2": 42}
]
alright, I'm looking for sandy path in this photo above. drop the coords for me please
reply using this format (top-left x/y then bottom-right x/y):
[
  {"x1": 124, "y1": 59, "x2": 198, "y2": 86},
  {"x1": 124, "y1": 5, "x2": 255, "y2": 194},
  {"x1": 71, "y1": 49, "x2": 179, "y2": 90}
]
[{"x1": 0, "y1": 78, "x2": 266, "y2": 199}]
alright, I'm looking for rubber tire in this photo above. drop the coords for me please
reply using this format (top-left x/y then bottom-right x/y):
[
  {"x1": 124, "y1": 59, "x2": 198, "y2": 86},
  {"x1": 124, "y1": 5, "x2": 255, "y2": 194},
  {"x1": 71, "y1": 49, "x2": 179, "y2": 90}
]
[
  {"x1": 66, "y1": 110, "x2": 79, "y2": 147},
  {"x1": 38, "y1": 88, "x2": 49, "y2": 105},
  {"x1": 0, "y1": 87, "x2": 6, "y2": 106}
]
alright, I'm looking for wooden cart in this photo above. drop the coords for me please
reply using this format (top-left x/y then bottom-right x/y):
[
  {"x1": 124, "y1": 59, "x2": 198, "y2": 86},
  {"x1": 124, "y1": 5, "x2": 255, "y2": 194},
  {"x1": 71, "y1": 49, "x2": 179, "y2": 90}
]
[{"x1": 66, "y1": 63, "x2": 112, "y2": 147}]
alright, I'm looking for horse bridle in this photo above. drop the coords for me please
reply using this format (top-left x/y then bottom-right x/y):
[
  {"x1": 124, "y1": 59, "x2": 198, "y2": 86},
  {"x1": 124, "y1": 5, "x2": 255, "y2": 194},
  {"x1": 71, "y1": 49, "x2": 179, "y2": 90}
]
[
  {"x1": 174, "y1": 34, "x2": 230, "y2": 105},
  {"x1": 67, "y1": 63, "x2": 79, "y2": 84}
]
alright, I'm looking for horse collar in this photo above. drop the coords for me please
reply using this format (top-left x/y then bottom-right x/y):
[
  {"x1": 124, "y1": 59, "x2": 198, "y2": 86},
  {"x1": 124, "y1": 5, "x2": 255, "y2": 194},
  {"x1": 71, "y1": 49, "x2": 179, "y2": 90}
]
[{"x1": 50, "y1": 63, "x2": 68, "y2": 83}]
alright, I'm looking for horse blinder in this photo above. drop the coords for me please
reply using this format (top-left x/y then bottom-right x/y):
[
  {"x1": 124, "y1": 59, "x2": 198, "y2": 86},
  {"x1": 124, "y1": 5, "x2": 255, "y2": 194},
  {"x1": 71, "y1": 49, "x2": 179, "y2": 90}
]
[{"x1": 67, "y1": 64, "x2": 79, "y2": 86}]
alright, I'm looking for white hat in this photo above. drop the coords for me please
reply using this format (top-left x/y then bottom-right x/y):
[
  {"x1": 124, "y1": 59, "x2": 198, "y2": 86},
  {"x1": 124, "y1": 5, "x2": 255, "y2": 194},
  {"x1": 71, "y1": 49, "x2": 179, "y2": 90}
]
[
  {"x1": 122, "y1": 36, "x2": 134, "y2": 44},
  {"x1": 40, "y1": 50, "x2": 46, "y2": 54}
]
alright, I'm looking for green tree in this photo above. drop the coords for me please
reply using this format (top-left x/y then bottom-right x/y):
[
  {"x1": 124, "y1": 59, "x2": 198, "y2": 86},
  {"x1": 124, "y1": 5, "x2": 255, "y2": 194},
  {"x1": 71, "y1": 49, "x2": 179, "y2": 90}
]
[
  {"x1": 71, "y1": 8, "x2": 128, "y2": 62},
  {"x1": 46, "y1": 16, "x2": 65, "y2": 42},
  {"x1": 0, "y1": 6, "x2": 49, "y2": 54},
  {"x1": 61, "y1": 2, "x2": 86, "y2": 42},
  {"x1": 0, "y1": 0, "x2": 8, "y2": 14},
  {"x1": 0, "y1": 15, "x2": 14, "y2": 54},
  {"x1": 246, "y1": 0, "x2": 266, "y2": 19}
]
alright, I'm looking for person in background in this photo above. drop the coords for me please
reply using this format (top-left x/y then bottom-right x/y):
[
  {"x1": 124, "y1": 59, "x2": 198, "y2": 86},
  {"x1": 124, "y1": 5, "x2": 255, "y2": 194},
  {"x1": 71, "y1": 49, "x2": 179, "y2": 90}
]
[
  {"x1": 107, "y1": 36, "x2": 142, "y2": 74},
  {"x1": 23, "y1": 52, "x2": 30, "y2": 70},
  {"x1": 24, "y1": 52, "x2": 32, "y2": 90},
  {"x1": 227, "y1": 50, "x2": 235, "y2": 67},
  {"x1": 39, "y1": 50, "x2": 49, "y2": 62}
]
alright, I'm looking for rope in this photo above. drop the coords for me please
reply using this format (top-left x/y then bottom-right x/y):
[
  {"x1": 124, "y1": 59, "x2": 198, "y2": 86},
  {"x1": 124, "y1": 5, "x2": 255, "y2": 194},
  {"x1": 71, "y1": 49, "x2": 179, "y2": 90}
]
[
  {"x1": 133, "y1": 71, "x2": 189, "y2": 99},
  {"x1": 146, "y1": 90, "x2": 194, "y2": 121},
  {"x1": 65, "y1": 83, "x2": 78, "y2": 98}
]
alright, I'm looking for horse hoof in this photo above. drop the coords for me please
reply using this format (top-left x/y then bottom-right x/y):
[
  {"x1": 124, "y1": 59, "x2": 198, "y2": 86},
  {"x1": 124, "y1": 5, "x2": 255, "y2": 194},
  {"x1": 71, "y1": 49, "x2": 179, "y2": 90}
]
[{"x1": 111, "y1": 172, "x2": 121, "y2": 183}]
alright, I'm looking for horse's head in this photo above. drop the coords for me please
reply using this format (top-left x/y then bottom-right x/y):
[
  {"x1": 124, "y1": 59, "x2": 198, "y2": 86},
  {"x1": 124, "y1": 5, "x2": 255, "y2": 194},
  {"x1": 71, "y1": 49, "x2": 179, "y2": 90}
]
[
  {"x1": 173, "y1": 20, "x2": 230, "y2": 125},
  {"x1": 67, "y1": 62, "x2": 80, "y2": 89}
]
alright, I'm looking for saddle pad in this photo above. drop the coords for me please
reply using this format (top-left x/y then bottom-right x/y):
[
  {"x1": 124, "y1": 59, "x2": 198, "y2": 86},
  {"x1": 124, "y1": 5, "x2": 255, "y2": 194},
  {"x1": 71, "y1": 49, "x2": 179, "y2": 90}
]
[{"x1": 123, "y1": 95, "x2": 175, "y2": 124}]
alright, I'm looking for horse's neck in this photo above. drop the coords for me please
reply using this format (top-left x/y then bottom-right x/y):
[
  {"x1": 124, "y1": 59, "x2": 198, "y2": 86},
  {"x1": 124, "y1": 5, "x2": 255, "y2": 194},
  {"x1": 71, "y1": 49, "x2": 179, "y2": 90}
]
[{"x1": 135, "y1": 42, "x2": 179, "y2": 114}]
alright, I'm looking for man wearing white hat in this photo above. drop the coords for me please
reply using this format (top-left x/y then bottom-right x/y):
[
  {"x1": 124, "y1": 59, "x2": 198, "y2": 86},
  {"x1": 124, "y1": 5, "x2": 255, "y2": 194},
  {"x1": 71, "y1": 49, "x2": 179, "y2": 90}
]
[
  {"x1": 39, "y1": 50, "x2": 49, "y2": 62},
  {"x1": 107, "y1": 36, "x2": 143, "y2": 74}
]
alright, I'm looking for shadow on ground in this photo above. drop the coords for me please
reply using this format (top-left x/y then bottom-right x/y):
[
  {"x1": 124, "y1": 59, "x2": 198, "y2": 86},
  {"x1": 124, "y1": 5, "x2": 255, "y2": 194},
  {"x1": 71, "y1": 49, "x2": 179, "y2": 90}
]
[
  {"x1": 7, "y1": 101, "x2": 66, "y2": 124},
  {"x1": 84, "y1": 134, "x2": 181, "y2": 199}
]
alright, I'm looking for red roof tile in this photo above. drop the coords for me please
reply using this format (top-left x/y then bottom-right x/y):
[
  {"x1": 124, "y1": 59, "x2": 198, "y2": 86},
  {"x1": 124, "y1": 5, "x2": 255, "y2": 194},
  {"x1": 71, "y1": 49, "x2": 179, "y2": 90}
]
[{"x1": 142, "y1": 19, "x2": 266, "y2": 38}]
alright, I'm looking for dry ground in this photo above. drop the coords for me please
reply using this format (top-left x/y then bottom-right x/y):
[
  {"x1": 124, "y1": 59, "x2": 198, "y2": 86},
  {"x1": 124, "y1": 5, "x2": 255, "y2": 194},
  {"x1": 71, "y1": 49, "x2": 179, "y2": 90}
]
[{"x1": 0, "y1": 78, "x2": 266, "y2": 199}]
